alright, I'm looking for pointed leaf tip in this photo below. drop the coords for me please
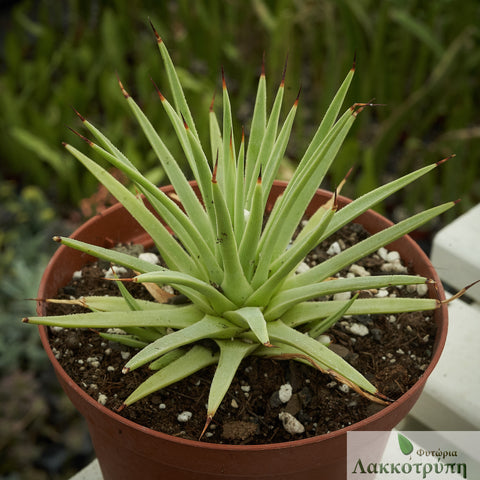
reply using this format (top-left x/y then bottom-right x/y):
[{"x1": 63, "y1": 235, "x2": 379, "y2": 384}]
[
  {"x1": 199, "y1": 415, "x2": 213, "y2": 440},
  {"x1": 181, "y1": 113, "x2": 189, "y2": 129},
  {"x1": 294, "y1": 86, "x2": 302, "y2": 105},
  {"x1": 53, "y1": 236, "x2": 61, "y2": 242},
  {"x1": 352, "y1": 51, "x2": 357, "y2": 71},
  {"x1": 212, "y1": 152, "x2": 219, "y2": 183},
  {"x1": 71, "y1": 107, "x2": 85, "y2": 122},
  {"x1": 221, "y1": 67, "x2": 227, "y2": 89},
  {"x1": 209, "y1": 90, "x2": 216, "y2": 112},
  {"x1": 436, "y1": 154, "x2": 455, "y2": 166},
  {"x1": 116, "y1": 74, "x2": 130, "y2": 98},
  {"x1": 150, "y1": 78, "x2": 165, "y2": 101},
  {"x1": 280, "y1": 54, "x2": 289, "y2": 86},
  {"x1": 149, "y1": 19, "x2": 162, "y2": 43},
  {"x1": 68, "y1": 127, "x2": 93, "y2": 146}
]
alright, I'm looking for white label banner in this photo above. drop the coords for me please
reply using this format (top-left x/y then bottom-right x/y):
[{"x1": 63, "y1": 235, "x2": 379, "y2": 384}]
[{"x1": 347, "y1": 431, "x2": 480, "y2": 480}]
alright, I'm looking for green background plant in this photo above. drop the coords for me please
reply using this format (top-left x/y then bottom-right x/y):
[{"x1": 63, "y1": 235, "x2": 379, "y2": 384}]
[
  {"x1": 1, "y1": 0, "x2": 479, "y2": 478},
  {"x1": 1, "y1": 0, "x2": 479, "y2": 213}
]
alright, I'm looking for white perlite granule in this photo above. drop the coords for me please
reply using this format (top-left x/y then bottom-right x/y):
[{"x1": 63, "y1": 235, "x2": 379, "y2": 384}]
[
  {"x1": 138, "y1": 252, "x2": 160, "y2": 264},
  {"x1": 177, "y1": 411, "x2": 192, "y2": 423},
  {"x1": 278, "y1": 383, "x2": 293, "y2": 403},
  {"x1": 278, "y1": 412, "x2": 305, "y2": 434}
]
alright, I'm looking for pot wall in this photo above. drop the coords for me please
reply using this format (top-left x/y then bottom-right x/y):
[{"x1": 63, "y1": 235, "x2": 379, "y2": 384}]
[{"x1": 37, "y1": 182, "x2": 448, "y2": 480}]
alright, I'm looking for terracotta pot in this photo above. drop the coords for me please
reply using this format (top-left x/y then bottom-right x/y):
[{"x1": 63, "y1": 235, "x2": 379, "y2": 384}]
[{"x1": 37, "y1": 181, "x2": 447, "y2": 480}]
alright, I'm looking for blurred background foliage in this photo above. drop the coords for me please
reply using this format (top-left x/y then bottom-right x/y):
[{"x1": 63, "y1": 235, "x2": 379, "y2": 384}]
[{"x1": 0, "y1": 0, "x2": 479, "y2": 478}]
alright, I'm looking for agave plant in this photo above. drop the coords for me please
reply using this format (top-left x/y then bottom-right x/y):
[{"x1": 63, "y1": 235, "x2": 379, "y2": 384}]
[{"x1": 25, "y1": 24, "x2": 454, "y2": 436}]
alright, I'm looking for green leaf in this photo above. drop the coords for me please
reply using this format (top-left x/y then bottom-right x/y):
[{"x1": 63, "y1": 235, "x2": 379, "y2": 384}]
[
  {"x1": 224, "y1": 307, "x2": 270, "y2": 345},
  {"x1": 134, "y1": 270, "x2": 236, "y2": 314},
  {"x1": 51, "y1": 237, "x2": 164, "y2": 275},
  {"x1": 24, "y1": 305, "x2": 202, "y2": 329},
  {"x1": 267, "y1": 319, "x2": 376, "y2": 393},
  {"x1": 211, "y1": 177, "x2": 253, "y2": 305},
  {"x1": 207, "y1": 340, "x2": 258, "y2": 420},
  {"x1": 266, "y1": 275, "x2": 429, "y2": 320},
  {"x1": 123, "y1": 345, "x2": 218, "y2": 406},
  {"x1": 281, "y1": 297, "x2": 438, "y2": 328},
  {"x1": 98, "y1": 332, "x2": 148, "y2": 349},
  {"x1": 120, "y1": 90, "x2": 214, "y2": 245},
  {"x1": 307, "y1": 294, "x2": 358, "y2": 339},
  {"x1": 63, "y1": 144, "x2": 199, "y2": 276},
  {"x1": 244, "y1": 66, "x2": 266, "y2": 195},
  {"x1": 254, "y1": 108, "x2": 357, "y2": 286},
  {"x1": 285, "y1": 201, "x2": 455, "y2": 289},
  {"x1": 155, "y1": 34, "x2": 199, "y2": 139},
  {"x1": 123, "y1": 314, "x2": 242, "y2": 372}
]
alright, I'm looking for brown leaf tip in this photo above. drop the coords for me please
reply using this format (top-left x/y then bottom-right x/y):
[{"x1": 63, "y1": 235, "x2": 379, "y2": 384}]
[
  {"x1": 150, "y1": 78, "x2": 165, "y2": 101},
  {"x1": 436, "y1": 154, "x2": 456, "y2": 166},
  {"x1": 149, "y1": 19, "x2": 162, "y2": 43},
  {"x1": 209, "y1": 90, "x2": 216, "y2": 112},
  {"x1": 53, "y1": 236, "x2": 62, "y2": 243},
  {"x1": 68, "y1": 127, "x2": 93, "y2": 146},
  {"x1": 221, "y1": 67, "x2": 226, "y2": 90},
  {"x1": 212, "y1": 152, "x2": 219, "y2": 183},
  {"x1": 181, "y1": 113, "x2": 188, "y2": 130},
  {"x1": 294, "y1": 86, "x2": 302, "y2": 106},
  {"x1": 280, "y1": 54, "x2": 289, "y2": 87},
  {"x1": 117, "y1": 75, "x2": 130, "y2": 98},
  {"x1": 72, "y1": 107, "x2": 86, "y2": 122}
]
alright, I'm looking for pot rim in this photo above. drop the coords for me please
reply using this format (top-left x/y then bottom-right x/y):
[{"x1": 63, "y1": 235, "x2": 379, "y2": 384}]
[{"x1": 37, "y1": 180, "x2": 448, "y2": 452}]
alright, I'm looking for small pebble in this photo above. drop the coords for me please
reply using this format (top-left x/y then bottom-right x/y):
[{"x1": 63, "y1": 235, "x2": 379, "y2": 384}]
[
  {"x1": 97, "y1": 394, "x2": 107, "y2": 406},
  {"x1": 159, "y1": 403, "x2": 166, "y2": 410},
  {"x1": 177, "y1": 411, "x2": 192, "y2": 423},
  {"x1": 417, "y1": 283, "x2": 428, "y2": 297},
  {"x1": 349, "y1": 264, "x2": 370, "y2": 277},
  {"x1": 295, "y1": 262, "x2": 310, "y2": 274},
  {"x1": 348, "y1": 323, "x2": 369, "y2": 336},
  {"x1": 278, "y1": 412, "x2": 305, "y2": 435},
  {"x1": 315, "y1": 334, "x2": 331, "y2": 345},
  {"x1": 327, "y1": 241, "x2": 342, "y2": 256},
  {"x1": 120, "y1": 351, "x2": 131, "y2": 360},
  {"x1": 278, "y1": 383, "x2": 293, "y2": 403},
  {"x1": 377, "y1": 247, "x2": 389, "y2": 261},
  {"x1": 333, "y1": 291, "x2": 351, "y2": 301},
  {"x1": 338, "y1": 384, "x2": 350, "y2": 393},
  {"x1": 72, "y1": 270, "x2": 83, "y2": 279},
  {"x1": 375, "y1": 289, "x2": 389, "y2": 298},
  {"x1": 241, "y1": 385, "x2": 251, "y2": 393},
  {"x1": 231, "y1": 399, "x2": 239, "y2": 408},
  {"x1": 386, "y1": 251, "x2": 400, "y2": 262},
  {"x1": 103, "y1": 265, "x2": 127, "y2": 279},
  {"x1": 381, "y1": 261, "x2": 408, "y2": 274},
  {"x1": 138, "y1": 252, "x2": 159, "y2": 264}
]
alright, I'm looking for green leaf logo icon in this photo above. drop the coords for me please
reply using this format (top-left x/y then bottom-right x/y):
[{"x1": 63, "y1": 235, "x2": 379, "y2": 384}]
[{"x1": 398, "y1": 433, "x2": 414, "y2": 455}]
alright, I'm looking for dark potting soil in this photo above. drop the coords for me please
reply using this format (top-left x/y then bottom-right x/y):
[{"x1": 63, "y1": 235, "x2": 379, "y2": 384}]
[{"x1": 45, "y1": 223, "x2": 437, "y2": 445}]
